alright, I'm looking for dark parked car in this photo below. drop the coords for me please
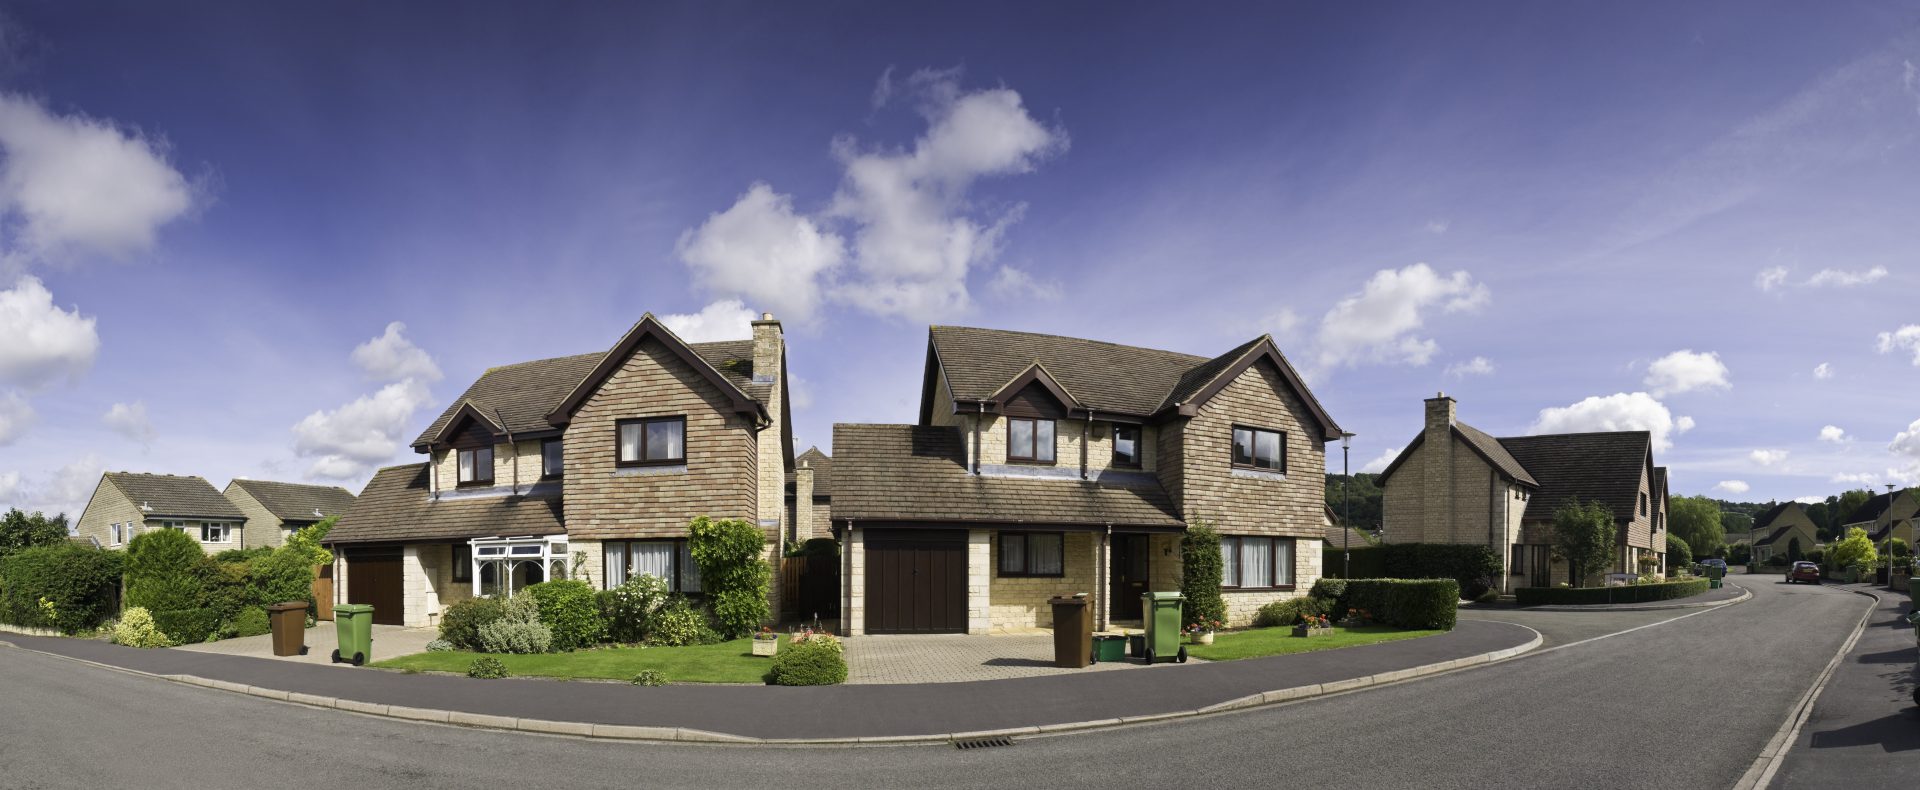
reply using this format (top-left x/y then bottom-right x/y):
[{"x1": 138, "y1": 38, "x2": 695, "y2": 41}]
[
  {"x1": 1786, "y1": 561, "x2": 1821, "y2": 584},
  {"x1": 1698, "y1": 558, "x2": 1728, "y2": 574}
]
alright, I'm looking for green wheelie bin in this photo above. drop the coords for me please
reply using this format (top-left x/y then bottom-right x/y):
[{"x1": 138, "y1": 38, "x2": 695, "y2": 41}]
[
  {"x1": 332, "y1": 603, "x2": 375, "y2": 665},
  {"x1": 1141, "y1": 591, "x2": 1188, "y2": 664}
]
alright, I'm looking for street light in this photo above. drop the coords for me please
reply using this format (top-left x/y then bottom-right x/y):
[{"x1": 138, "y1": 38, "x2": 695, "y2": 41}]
[{"x1": 1342, "y1": 432, "x2": 1354, "y2": 581}]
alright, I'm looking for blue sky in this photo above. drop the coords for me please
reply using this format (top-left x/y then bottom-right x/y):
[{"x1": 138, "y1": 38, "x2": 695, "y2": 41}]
[{"x1": 3, "y1": 1, "x2": 1920, "y2": 517}]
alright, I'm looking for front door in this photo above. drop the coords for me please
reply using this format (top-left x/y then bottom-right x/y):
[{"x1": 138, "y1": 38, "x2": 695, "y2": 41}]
[
  {"x1": 1112, "y1": 534, "x2": 1149, "y2": 621},
  {"x1": 1529, "y1": 545, "x2": 1552, "y2": 588}
]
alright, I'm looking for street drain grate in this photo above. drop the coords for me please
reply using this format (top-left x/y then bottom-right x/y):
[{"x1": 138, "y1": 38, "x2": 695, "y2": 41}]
[{"x1": 952, "y1": 736, "x2": 1015, "y2": 750}]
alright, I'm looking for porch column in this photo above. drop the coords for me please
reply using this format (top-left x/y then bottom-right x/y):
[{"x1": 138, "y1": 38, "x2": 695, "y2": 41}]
[{"x1": 842, "y1": 526, "x2": 864, "y2": 636}]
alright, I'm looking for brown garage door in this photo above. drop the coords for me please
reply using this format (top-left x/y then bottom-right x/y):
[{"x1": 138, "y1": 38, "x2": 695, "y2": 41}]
[
  {"x1": 345, "y1": 546, "x2": 404, "y2": 626},
  {"x1": 864, "y1": 529, "x2": 967, "y2": 634}
]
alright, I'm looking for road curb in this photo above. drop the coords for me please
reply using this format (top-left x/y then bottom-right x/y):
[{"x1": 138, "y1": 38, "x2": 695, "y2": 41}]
[
  {"x1": 1733, "y1": 585, "x2": 1881, "y2": 790},
  {"x1": 1515, "y1": 584, "x2": 1752, "y2": 612},
  {"x1": 0, "y1": 625, "x2": 1544, "y2": 747}
]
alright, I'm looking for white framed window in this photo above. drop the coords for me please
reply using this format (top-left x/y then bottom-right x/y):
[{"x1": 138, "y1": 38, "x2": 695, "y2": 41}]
[
  {"x1": 111, "y1": 523, "x2": 122, "y2": 546},
  {"x1": 200, "y1": 522, "x2": 229, "y2": 543}
]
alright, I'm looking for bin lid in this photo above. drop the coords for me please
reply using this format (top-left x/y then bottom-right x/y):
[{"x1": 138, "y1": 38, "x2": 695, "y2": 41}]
[
  {"x1": 1047, "y1": 596, "x2": 1087, "y2": 606},
  {"x1": 266, "y1": 601, "x2": 309, "y2": 612},
  {"x1": 1143, "y1": 591, "x2": 1185, "y2": 601},
  {"x1": 334, "y1": 603, "x2": 375, "y2": 614}
]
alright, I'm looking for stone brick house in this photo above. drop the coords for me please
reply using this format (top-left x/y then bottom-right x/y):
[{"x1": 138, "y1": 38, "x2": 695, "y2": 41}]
[
  {"x1": 75, "y1": 472, "x2": 250, "y2": 553},
  {"x1": 831, "y1": 326, "x2": 1343, "y2": 634},
  {"x1": 1748, "y1": 501, "x2": 1819, "y2": 564},
  {"x1": 325, "y1": 313, "x2": 794, "y2": 627},
  {"x1": 1375, "y1": 394, "x2": 1669, "y2": 592},
  {"x1": 1838, "y1": 488, "x2": 1916, "y2": 554},
  {"x1": 785, "y1": 446, "x2": 831, "y2": 544},
  {"x1": 221, "y1": 479, "x2": 356, "y2": 549}
]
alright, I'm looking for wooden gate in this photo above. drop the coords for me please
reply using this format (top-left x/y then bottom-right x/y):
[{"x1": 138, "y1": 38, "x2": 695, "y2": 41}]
[
  {"x1": 781, "y1": 554, "x2": 840, "y2": 622},
  {"x1": 312, "y1": 563, "x2": 335, "y2": 621},
  {"x1": 864, "y1": 529, "x2": 967, "y2": 634}
]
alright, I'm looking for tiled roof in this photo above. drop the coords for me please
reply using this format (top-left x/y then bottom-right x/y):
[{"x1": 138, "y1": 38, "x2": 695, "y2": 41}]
[
  {"x1": 1324, "y1": 524, "x2": 1374, "y2": 547},
  {"x1": 1455, "y1": 422, "x2": 1539, "y2": 487},
  {"x1": 411, "y1": 339, "x2": 767, "y2": 449},
  {"x1": 1752, "y1": 502, "x2": 1797, "y2": 531},
  {"x1": 1754, "y1": 524, "x2": 1794, "y2": 547},
  {"x1": 1842, "y1": 489, "x2": 1910, "y2": 526},
  {"x1": 928, "y1": 326, "x2": 1216, "y2": 416},
  {"x1": 830, "y1": 424, "x2": 1182, "y2": 528},
  {"x1": 325, "y1": 464, "x2": 564, "y2": 545},
  {"x1": 227, "y1": 479, "x2": 357, "y2": 524},
  {"x1": 1496, "y1": 431, "x2": 1653, "y2": 523},
  {"x1": 785, "y1": 446, "x2": 832, "y2": 497},
  {"x1": 105, "y1": 473, "x2": 246, "y2": 520}
]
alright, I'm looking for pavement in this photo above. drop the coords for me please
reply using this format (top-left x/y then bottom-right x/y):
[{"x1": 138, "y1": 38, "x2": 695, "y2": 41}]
[
  {"x1": 843, "y1": 632, "x2": 1188, "y2": 684},
  {"x1": 173, "y1": 623, "x2": 439, "y2": 666},
  {"x1": 0, "y1": 575, "x2": 1853, "y2": 790},
  {"x1": 1774, "y1": 582, "x2": 1919, "y2": 788}
]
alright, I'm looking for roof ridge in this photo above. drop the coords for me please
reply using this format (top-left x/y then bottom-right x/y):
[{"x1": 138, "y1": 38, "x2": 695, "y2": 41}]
[{"x1": 932, "y1": 325, "x2": 1212, "y2": 363}]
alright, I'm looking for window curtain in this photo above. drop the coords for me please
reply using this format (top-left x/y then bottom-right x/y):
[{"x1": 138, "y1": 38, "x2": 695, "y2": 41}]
[
  {"x1": 1240, "y1": 537, "x2": 1273, "y2": 587},
  {"x1": 648, "y1": 421, "x2": 683, "y2": 460},
  {"x1": 1221, "y1": 540, "x2": 1239, "y2": 586},
  {"x1": 619, "y1": 424, "x2": 642, "y2": 461},
  {"x1": 677, "y1": 541, "x2": 701, "y2": 592},
  {"x1": 603, "y1": 543, "x2": 627, "y2": 588},
  {"x1": 1000, "y1": 534, "x2": 1027, "y2": 574},
  {"x1": 1274, "y1": 538, "x2": 1293, "y2": 586},
  {"x1": 632, "y1": 542, "x2": 674, "y2": 582},
  {"x1": 1029, "y1": 533, "x2": 1063, "y2": 575}
]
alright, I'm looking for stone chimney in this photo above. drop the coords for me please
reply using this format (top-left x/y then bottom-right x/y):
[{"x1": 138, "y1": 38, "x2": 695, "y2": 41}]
[
  {"x1": 794, "y1": 462, "x2": 816, "y2": 542},
  {"x1": 751, "y1": 312, "x2": 783, "y2": 385},
  {"x1": 1422, "y1": 392, "x2": 1457, "y2": 543},
  {"x1": 749, "y1": 312, "x2": 787, "y2": 555}
]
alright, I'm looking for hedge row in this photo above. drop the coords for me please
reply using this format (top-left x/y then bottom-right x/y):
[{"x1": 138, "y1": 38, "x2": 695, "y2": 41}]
[
  {"x1": 1310, "y1": 577, "x2": 1458, "y2": 631},
  {"x1": 1322, "y1": 544, "x2": 1499, "y2": 598},
  {"x1": 0, "y1": 543, "x2": 126, "y2": 634},
  {"x1": 1514, "y1": 578, "x2": 1709, "y2": 606}
]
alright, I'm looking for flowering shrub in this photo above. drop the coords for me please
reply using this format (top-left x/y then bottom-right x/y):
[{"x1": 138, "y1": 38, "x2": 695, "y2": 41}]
[
  {"x1": 110, "y1": 607, "x2": 172, "y2": 648},
  {"x1": 1183, "y1": 618, "x2": 1223, "y2": 636},
  {"x1": 766, "y1": 633, "x2": 846, "y2": 685},
  {"x1": 1296, "y1": 614, "x2": 1331, "y2": 630},
  {"x1": 1338, "y1": 608, "x2": 1371, "y2": 627}
]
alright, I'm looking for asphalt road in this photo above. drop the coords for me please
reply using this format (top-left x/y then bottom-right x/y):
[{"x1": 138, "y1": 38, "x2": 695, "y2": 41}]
[
  {"x1": 1776, "y1": 583, "x2": 1918, "y2": 788},
  {"x1": 0, "y1": 580, "x2": 1869, "y2": 790}
]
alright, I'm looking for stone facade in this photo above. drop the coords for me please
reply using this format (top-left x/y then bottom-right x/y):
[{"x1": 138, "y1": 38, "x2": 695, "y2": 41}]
[
  {"x1": 74, "y1": 478, "x2": 145, "y2": 551},
  {"x1": 987, "y1": 531, "x2": 1097, "y2": 630},
  {"x1": 842, "y1": 527, "x2": 867, "y2": 636}
]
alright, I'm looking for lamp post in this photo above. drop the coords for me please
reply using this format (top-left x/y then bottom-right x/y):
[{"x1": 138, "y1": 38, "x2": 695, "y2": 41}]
[{"x1": 1342, "y1": 432, "x2": 1354, "y2": 580}]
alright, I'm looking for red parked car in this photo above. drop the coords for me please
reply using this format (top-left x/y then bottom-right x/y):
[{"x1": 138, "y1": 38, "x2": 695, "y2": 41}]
[{"x1": 1786, "y1": 561, "x2": 1821, "y2": 584}]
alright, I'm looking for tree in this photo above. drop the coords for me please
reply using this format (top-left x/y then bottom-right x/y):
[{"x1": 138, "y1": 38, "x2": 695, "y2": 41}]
[
  {"x1": 1721, "y1": 512, "x2": 1753, "y2": 536},
  {"x1": 1827, "y1": 527, "x2": 1879, "y2": 573},
  {"x1": 0, "y1": 509, "x2": 69, "y2": 560},
  {"x1": 1667, "y1": 496, "x2": 1725, "y2": 560},
  {"x1": 1666, "y1": 534, "x2": 1693, "y2": 571},
  {"x1": 1833, "y1": 489, "x2": 1872, "y2": 528},
  {"x1": 1323, "y1": 473, "x2": 1383, "y2": 531},
  {"x1": 1727, "y1": 542, "x2": 1752, "y2": 566},
  {"x1": 1805, "y1": 502, "x2": 1831, "y2": 539},
  {"x1": 284, "y1": 515, "x2": 336, "y2": 567},
  {"x1": 1179, "y1": 522, "x2": 1227, "y2": 629},
  {"x1": 1552, "y1": 499, "x2": 1617, "y2": 588},
  {"x1": 1889, "y1": 537, "x2": 1911, "y2": 560},
  {"x1": 125, "y1": 528, "x2": 208, "y2": 614}
]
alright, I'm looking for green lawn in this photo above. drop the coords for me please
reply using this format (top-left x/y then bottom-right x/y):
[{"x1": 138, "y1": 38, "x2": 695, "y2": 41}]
[
  {"x1": 1185, "y1": 625, "x2": 1443, "y2": 661},
  {"x1": 372, "y1": 638, "x2": 771, "y2": 684}
]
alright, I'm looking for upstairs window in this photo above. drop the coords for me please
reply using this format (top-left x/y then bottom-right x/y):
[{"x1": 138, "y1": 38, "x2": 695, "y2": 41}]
[
  {"x1": 200, "y1": 522, "x2": 229, "y2": 543},
  {"x1": 457, "y1": 446, "x2": 494, "y2": 486},
  {"x1": 1007, "y1": 418, "x2": 1056, "y2": 464},
  {"x1": 998, "y1": 532, "x2": 1065, "y2": 577},
  {"x1": 541, "y1": 438, "x2": 564, "y2": 479},
  {"x1": 111, "y1": 523, "x2": 122, "y2": 546},
  {"x1": 1112, "y1": 425, "x2": 1141, "y2": 468},
  {"x1": 1232, "y1": 426, "x2": 1286, "y2": 473},
  {"x1": 617, "y1": 416, "x2": 686, "y2": 466}
]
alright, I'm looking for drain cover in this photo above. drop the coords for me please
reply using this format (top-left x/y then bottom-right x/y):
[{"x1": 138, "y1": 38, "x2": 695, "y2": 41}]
[{"x1": 952, "y1": 736, "x2": 1015, "y2": 750}]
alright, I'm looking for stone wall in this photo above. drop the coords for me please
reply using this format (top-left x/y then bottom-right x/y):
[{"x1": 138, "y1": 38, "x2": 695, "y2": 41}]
[
  {"x1": 987, "y1": 532, "x2": 1096, "y2": 630},
  {"x1": 75, "y1": 480, "x2": 142, "y2": 551},
  {"x1": 222, "y1": 483, "x2": 287, "y2": 550}
]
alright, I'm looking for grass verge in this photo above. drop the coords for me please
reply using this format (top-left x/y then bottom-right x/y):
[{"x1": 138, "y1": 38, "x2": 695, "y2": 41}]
[
  {"x1": 1185, "y1": 625, "x2": 1442, "y2": 662},
  {"x1": 372, "y1": 638, "x2": 770, "y2": 684}
]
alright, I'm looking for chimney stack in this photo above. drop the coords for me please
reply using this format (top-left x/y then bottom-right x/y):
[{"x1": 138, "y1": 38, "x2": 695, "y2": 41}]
[{"x1": 750, "y1": 313, "x2": 783, "y2": 386}]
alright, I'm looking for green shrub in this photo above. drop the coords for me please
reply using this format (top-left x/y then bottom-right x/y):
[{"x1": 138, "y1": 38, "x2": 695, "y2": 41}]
[
  {"x1": 1252, "y1": 596, "x2": 1328, "y2": 628},
  {"x1": 201, "y1": 560, "x2": 252, "y2": 628},
  {"x1": 439, "y1": 597, "x2": 506, "y2": 650},
  {"x1": 1309, "y1": 577, "x2": 1350, "y2": 613},
  {"x1": 1343, "y1": 579, "x2": 1459, "y2": 630},
  {"x1": 467, "y1": 656, "x2": 509, "y2": 679},
  {"x1": 1474, "y1": 589, "x2": 1499, "y2": 604},
  {"x1": 785, "y1": 537, "x2": 840, "y2": 558},
  {"x1": 647, "y1": 596, "x2": 719, "y2": 646},
  {"x1": 109, "y1": 607, "x2": 171, "y2": 648},
  {"x1": 126, "y1": 529, "x2": 208, "y2": 616},
  {"x1": 766, "y1": 635, "x2": 847, "y2": 686},
  {"x1": 631, "y1": 669, "x2": 666, "y2": 687},
  {"x1": 1380, "y1": 544, "x2": 1499, "y2": 597},
  {"x1": 425, "y1": 639, "x2": 454, "y2": 652},
  {"x1": 477, "y1": 594, "x2": 552, "y2": 654},
  {"x1": 1515, "y1": 578, "x2": 1709, "y2": 606},
  {"x1": 1179, "y1": 522, "x2": 1227, "y2": 630},
  {"x1": 524, "y1": 579, "x2": 604, "y2": 651},
  {"x1": 210, "y1": 547, "x2": 273, "y2": 564},
  {"x1": 151, "y1": 607, "x2": 222, "y2": 644},
  {"x1": 0, "y1": 543, "x2": 126, "y2": 633},
  {"x1": 229, "y1": 607, "x2": 271, "y2": 638},
  {"x1": 1667, "y1": 534, "x2": 1693, "y2": 571},
  {"x1": 249, "y1": 547, "x2": 317, "y2": 611},
  {"x1": 687, "y1": 515, "x2": 772, "y2": 639},
  {"x1": 602, "y1": 574, "x2": 670, "y2": 644}
]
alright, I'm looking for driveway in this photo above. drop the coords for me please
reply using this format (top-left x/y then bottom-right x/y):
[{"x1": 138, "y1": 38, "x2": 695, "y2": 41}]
[{"x1": 173, "y1": 623, "x2": 439, "y2": 666}]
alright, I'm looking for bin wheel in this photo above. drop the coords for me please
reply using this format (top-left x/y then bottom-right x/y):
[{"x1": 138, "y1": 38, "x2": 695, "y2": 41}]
[
  {"x1": 1145, "y1": 647, "x2": 1155, "y2": 664},
  {"x1": 351, "y1": 652, "x2": 365, "y2": 667},
  {"x1": 1177, "y1": 647, "x2": 1188, "y2": 664},
  {"x1": 330, "y1": 649, "x2": 341, "y2": 664}
]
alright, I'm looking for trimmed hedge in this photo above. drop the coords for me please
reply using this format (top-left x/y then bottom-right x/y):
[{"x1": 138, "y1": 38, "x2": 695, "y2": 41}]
[
  {"x1": 1515, "y1": 578, "x2": 1710, "y2": 606},
  {"x1": 152, "y1": 607, "x2": 222, "y2": 644},
  {"x1": 1324, "y1": 544, "x2": 1498, "y2": 598},
  {"x1": 0, "y1": 543, "x2": 126, "y2": 633},
  {"x1": 1342, "y1": 579, "x2": 1459, "y2": 630}
]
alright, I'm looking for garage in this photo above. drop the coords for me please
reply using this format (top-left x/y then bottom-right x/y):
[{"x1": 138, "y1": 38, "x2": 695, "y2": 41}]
[
  {"x1": 863, "y1": 529, "x2": 967, "y2": 634},
  {"x1": 344, "y1": 546, "x2": 404, "y2": 626}
]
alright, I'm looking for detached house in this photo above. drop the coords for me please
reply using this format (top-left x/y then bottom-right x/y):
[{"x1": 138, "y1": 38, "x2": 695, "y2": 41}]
[
  {"x1": 1375, "y1": 394, "x2": 1669, "y2": 591},
  {"x1": 1748, "y1": 502, "x2": 1819, "y2": 564},
  {"x1": 1840, "y1": 488, "x2": 1917, "y2": 552},
  {"x1": 76, "y1": 472, "x2": 249, "y2": 552},
  {"x1": 326, "y1": 313, "x2": 794, "y2": 627},
  {"x1": 832, "y1": 326, "x2": 1343, "y2": 635},
  {"x1": 222, "y1": 479, "x2": 357, "y2": 548},
  {"x1": 786, "y1": 447, "x2": 832, "y2": 544}
]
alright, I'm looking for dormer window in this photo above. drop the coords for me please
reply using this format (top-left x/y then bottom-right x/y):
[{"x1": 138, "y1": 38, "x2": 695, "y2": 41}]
[
  {"x1": 458, "y1": 446, "x2": 494, "y2": 486},
  {"x1": 1112, "y1": 425, "x2": 1141, "y2": 468},
  {"x1": 541, "y1": 438, "x2": 564, "y2": 479},
  {"x1": 1007, "y1": 418, "x2": 1056, "y2": 464},
  {"x1": 1232, "y1": 425, "x2": 1286, "y2": 473},
  {"x1": 617, "y1": 416, "x2": 686, "y2": 466}
]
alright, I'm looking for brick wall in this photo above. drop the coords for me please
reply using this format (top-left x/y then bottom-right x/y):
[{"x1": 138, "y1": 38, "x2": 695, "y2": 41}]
[
  {"x1": 1175, "y1": 361, "x2": 1325, "y2": 544},
  {"x1": 1222, "y1": 545, "x2": 1320, "y2": 627},
  {"x1": 987, "y1": 531, "x2": 1096, "y2": 630},
  {"x1": 222, "y1": 484, "x2": 284, "y2": 550}
]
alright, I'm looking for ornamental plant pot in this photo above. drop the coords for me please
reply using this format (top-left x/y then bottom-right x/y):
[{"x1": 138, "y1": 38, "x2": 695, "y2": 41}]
[
  {"x1": 1190, "y1": 631, "x2": 1215, "y2": 646},
  {"x1": 752, "y1": 638, "x2": 779, "y2": 657},
  {"x1": 1292, "y1": 625, "x2": 1332, "y2": 638}
]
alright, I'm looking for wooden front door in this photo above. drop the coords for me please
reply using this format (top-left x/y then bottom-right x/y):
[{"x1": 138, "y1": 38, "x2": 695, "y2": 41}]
[
  {"x1": 864, "y1": 529, "x2": 967, "y2": 634},
  {"x1": 1529, "y1": 545, "x2": 1552, "y2": 588},
  {"x1": 1112, "y1": 534, "x2": 1149, "y2": 621},
  {"x1": 345, "y1": 546, "x2": 404, "y2": 626}
]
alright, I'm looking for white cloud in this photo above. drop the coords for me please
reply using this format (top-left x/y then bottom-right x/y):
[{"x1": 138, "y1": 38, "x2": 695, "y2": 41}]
[
  {"x1": 1675, "y1": 415, "x2": 1697, "y2": 433},
  {"x1": 1715, "y1": 480, "x2": 1750, "y2": 495},
  {"x1": 0, "y1": 275, "x2": 98, "y2": 390},
  {"x1": 1444, "y1": 356, "x2": 1495, "y2": 378},
  {"x1": 1832, "y1": 471, "x2": 1882, "y2": 486},
  {"x1": 675, "y1": 183, "x2": 846, "y2": 324},
  {"x1": 789, "y1": 374, "x2": 815, "y2": 413},
  {"x1": 1643, "y1": 349, "x2": 1730, "y2": 397},
  {"x1": 1891, "y1": 417, "x2": 1920, "y2": 461},
  {"x1": 1424, "y1": 219, "x2": 1450, "y2": 234},
  {"x1": 1749, "y1": 449, "x2": 1789, "y2": 466},
  {"x1": 1529, "y1": 392, "x2": 1683, "y2": 451},
  {"x1": 1813, "y1": 362, "x2": 1834, "y2": 380},
  {"x1": 661, "y1": 299, "x2": 756, "y2": 342},
  {"x1": 1755, "y1": 266, "x2": 1788, "y2": 291},
  {"x1": 1803, "y1": 266, "x2": 1888, "y2": 287},
  {"x1": 0, "y1": 455, "x2": 103, "y2": 518},
  {"x1": 1358, "y1": 446, "x2": 1402, "y2": 474},
  {"x1": 1793, "y1": 496, "x2": 1825, "y2": 505},
  {"x1": 986, "y1": 265, "x2": 1063, "y2": 302},
  {"x1": 1876, "y1": 325, "x2": 1920, "y2": 365},
  {"x1": 350, "y1": 321, "x2": 441, "y2": 383},
  {"x1": 102, "y1": 401, "x2": 155, "y2": 445},
  {"x1": 0, "y1": 470, "x2": 17, "y2": 502},
  {"x1": 1315, "y1": 263, "x2": 1489, "y2": 369},
  {"x1": 0, "y1": 389, "x2": 32, "y2": 446},
  {"x1": 1819, "y1": 425, "x2": 1848, "y2": 443},
  {"x1": 0, "y1": 93, "x2": 196, "y2": 268}
]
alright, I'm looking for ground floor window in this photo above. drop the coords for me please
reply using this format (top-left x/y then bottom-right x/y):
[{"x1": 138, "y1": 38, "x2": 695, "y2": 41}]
[
  {"x1": 451, "y1": 543, "x2": 472, "y2": 583},
  {"x1": 602, "y1": 539, "x2": 701, "y2": 593},
  {"x1": 998, "y1": 532, "x2": 1065, "y2": 577},
  {"x1": 1221, "y1": 536, "x2": 1294, "y2": 589},
  {"x1": 1511, "y1": 544, "x2": 1526, "y2": 575},
  {"x1": 200, "y1": 522, "x2": 229, "y2": 542}
]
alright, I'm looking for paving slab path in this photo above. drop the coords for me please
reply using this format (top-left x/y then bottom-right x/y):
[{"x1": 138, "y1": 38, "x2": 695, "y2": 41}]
[{"x1": 1774, "y1": 582, "x2": 1919, "y2": 789}]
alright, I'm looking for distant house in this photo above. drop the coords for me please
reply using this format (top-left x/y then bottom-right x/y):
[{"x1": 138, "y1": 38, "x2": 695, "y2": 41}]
[
  {"x1": 1323, "y1": 504, "x2": 1374, "y2": 551},
  {"x1": 222, "y1": 479, "x2": 357, "y2": 549},
  {"x1": 785, "y1": 446, "x2": 832, "y2": 543},
  {"x1": 75, "y1": 472, "x2": 249, "y2": 552},
  {"x1": 1375, "y1": 394, "x2": 1669, "y2": 592},
  {"x1": 1748, "y1": 501, "x2": 1819, "y2": 564},
  {"x1": 1840, "y1": 489, "x2": 1918, "y2": 551}
]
